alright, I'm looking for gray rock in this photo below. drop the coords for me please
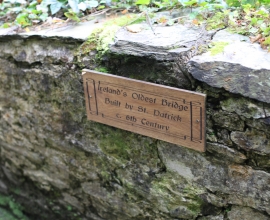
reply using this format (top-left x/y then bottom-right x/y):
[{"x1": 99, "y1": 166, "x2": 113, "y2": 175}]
[
  {"x1": 212, "y1": 111, "x2": 245, "y2": 131},
  {"x1": 81, "y1": 182, "x2": 142, "y2": 219},
  {"x1": 61, "y1": 193, "x2": 84, "y2": 213},
  {"x1": 245, "y1": 117, "x2": 270, "y2": 135},
  {"x1": 18, "y1": 14, "x2": 106, "y2": 40},
  {"x1": 206, "y1": 143, "x2": 246, "y2": 164},
  {"x1": 110, "y1": 24, "x2": 211, "y2": 60},
  {"x1": 23, "y1": 170, "x2": 69, "y2": 190},
  {"x1": 216, "y1": 129, "x2": 233, "y2": 146},
  {"x1": 170, "y1": 205, "x2": 198, "y2": 219},
  {"x1": 227, "y1": 205, "x2": 270, "y2": 220},
  {"x1": 221, "y1": 97, "x2": 270, "y2": 119},
  {"x1": 158, "y1": 142, "x2": 270, "y2": 215},
  {"x1": 231, "y1": 129, "x2": 270, "y2": 155},
  {"x1": 189, "y1": 29, "x2": 270, "y2": 104},
  {"x1": 197, "y1": 214, "x2": 224, "y2": 220},
  {"x1": 0, "y1": 25, "x2": 19, "y2": 35},
  {"x1": 0, "y1": 181, "x2": 8, "y2": 194},
  {"x1": 0, "y1": 38, "x2": 75, "y2": 65}
]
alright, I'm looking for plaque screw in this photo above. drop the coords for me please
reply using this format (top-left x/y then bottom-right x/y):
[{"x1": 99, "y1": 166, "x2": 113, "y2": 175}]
[{"x1": 196, "y1": 119, "x2": 200, "y2": 123}]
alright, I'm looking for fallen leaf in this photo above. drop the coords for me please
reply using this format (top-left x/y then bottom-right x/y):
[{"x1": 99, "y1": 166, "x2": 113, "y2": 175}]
[
  {"x1": 192, "y1": 19, "x2": 199, "y2": 25},
  {"x1": 24, "y1": 27, "x2": 30, "y2": 32},
  {"x1": 259, "y1": 37, "x2": 265, "y2": 44},
  {"x1": 126, "y1": 24, "x2": 142, "y2": 33},
  {"x1": 157, "y1": 16, "x2": 168, "y2": 24},
  {"x1": 257, "y1": 37, "x2": 267, "y2": 49},
  {"x1": 249, "y1": 34, "x2": 262, "y2": 43},
  {"x1": 52, "y1": 17, "x2": 65, "y2": 23},
  {"x1": 121, "y1": 9, "x2": 128, "y2": 14}
]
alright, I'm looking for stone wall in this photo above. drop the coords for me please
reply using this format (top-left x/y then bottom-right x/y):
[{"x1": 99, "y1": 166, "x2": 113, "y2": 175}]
[{"x1": 0, "y1": 25, "x2": 269, "y2": 220}]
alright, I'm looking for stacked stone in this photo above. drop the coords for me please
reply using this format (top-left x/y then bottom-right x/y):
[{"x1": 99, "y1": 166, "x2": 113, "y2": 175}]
[{"x1": 0, "y1": 24, "x2": 269, "y2": 220}]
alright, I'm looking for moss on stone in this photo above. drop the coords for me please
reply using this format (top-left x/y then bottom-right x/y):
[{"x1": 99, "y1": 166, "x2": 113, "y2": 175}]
[
  {"x1": 98, "y1": 124, "x2": 157, "y2": 164},
  {"x1": 209, "y1": 42, "x2": 229, "y2": 56},
  {"x1": 150, "y1": 172, "x2": 204, "y2": 218},
  {"x1": 94, "y1": 66, "x2": 109, "y2": 73},
  {"x1": 104, "y1": 14, "x2": 146, "y2": 27},
  {"x1": 99, "y1": 126, "x2": 131, "y2": 161},
  {"x1": 75, "y1": 14, "x2": 146, "y2": 64},
  {"x1": 0, "y1": 194, "x2": 28, "y2": 220}
]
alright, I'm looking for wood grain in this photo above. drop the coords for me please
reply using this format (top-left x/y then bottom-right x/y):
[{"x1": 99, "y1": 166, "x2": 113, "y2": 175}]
[{"x1": 82, "y1": 70, "x2": 206, "y2": 152}]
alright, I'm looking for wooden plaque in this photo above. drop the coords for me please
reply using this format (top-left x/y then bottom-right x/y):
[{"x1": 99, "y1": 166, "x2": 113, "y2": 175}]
[{"x1": 82, "y1": 70, "x2": 206, "y2": 152}]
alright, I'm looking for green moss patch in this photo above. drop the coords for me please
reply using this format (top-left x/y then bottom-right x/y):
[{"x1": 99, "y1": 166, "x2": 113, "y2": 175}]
[
  {"x1": 98, "y1": 124, "x2": 157, "y2": 164},
  {"x1": 150, "y1": 172, "x2": 204, "y2": 218},
  {"x1": 209, "y1": 41, "x2": 229, "y2": 56},
  {"x1": 76, "y1": 14, "x2": 146, "y2": 61},
  {"x1": 0, "y1": 194, "x2": 28, "y2": 220}
]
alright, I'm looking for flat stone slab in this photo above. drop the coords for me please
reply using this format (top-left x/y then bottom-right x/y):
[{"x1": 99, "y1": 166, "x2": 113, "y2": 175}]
[
  {"x1": 0, "y1": 15, "x2": 105, "y2": 40},
  {"x1": 1, "y1": 19, "x2": 269, "y2": 105},
  {"x1": 189, "y1": 30, "x2": 270, "y2": 104},
  {"x1": 110, "y1": 24, "x2": 210, "y2": 60}
]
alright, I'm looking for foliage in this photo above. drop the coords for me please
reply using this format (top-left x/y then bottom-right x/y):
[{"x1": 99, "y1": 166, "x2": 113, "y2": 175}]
[
  {"x1": 0, "y1": 0, "x2": 269, "y2": 50},
  {"x1": 0, "y1": 0, "x2": 269, "y2": 27},
  {"x1": 64, "y1": 9, "x2": 80, "y2": 22},
  {"x1": 203, "y1": 4, "x2": 270, "y2": 50},
  {"x1": 226, "y1": 0, "x2": 269, "y2": 7},
  {"x1": 0, "y1": 194, "x2": 28, "y2": 220}
]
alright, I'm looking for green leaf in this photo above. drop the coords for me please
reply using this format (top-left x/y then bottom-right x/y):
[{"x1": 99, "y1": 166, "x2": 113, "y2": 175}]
[
  {"x1": 42, "y1": 0, "x2": 59, "y2": 5},
  {"x1": 263, "y1": 36, "x2": 270, "y2": 45},
  {"x1": 29, "y1": 1, "x2": 38, "y2": 7},
  {"x1": 16, "y1": 13, "x2": 28, "y2": 19},
  {"x1": 30, "y1": 9, "x2": 39, "y2": 14},
  {"x1": 1, "y1": 23, "x2": 11, "y2": 28},
  {"x1": 152, "y1": 1, "x2": 160, "y2": 7},
  {"x1": 68, "y1": 0, "x2": 79, "y2": 13},
  {"x1": 98, "y1": 5, "x2": 105, "y2": 9},
  {"x1": 260, "y1": 22, "x2": 267, "y2": 30},
  {"x1": 135, "y1": 0, "x2": 150, "y2": 5},
  {"x1": 86, "y1": 0, "x2": 99, "y2": 8},
  {"x1": 9, "y1": 6, "x2": 23, "y2": 13},
  {"x1": 28, "y1": 13, "x2": 38, "y2": 19},
  {"x1": 251, "y1": 17, "x2": 257, "y2": 25},
  {"x1": 167, "y1": 19, "x2": 174, "y2": 26},
  {"x1": 189, "y1": 11, "x2": 198, "y2": 19},
  {"x1": 262, "y1": 26, "x2": 270, "y2": 35},
  {"x1": 39, "y1": 13, "x2": 48, "y2": 21},
  {"x1": 16, "y1": 13, "x2": 31, "y2": 27},
  {"x1": 78, "y1": 2, "x2": 87, "y2": 10},
  {"x1": 36, "y1": 3, "x2": 49, "y2": 13},
  {"x1": 249, "y1": 27, "x2": 258, "y2": 33},
  {"x1": 199, "y1": 2, "x2": 208, "y2": 7},
  {"x1": 184, "y1": 0, "x2": 197, "y2": 6},
  {"x1": 50, "y1": 1, "x2": 63, "y2": 15},
  {"x1": 64, "y1": 10, "x2": 80, "y2": 22}
]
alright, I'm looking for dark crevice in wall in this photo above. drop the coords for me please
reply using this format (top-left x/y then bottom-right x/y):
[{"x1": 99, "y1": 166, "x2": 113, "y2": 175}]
[
  {"x1": 6, "y1": 56, "x2": 42, "y2": 69},
  {"x1": 155, "y1": 141, "x2": 167, "y2": 175}
]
